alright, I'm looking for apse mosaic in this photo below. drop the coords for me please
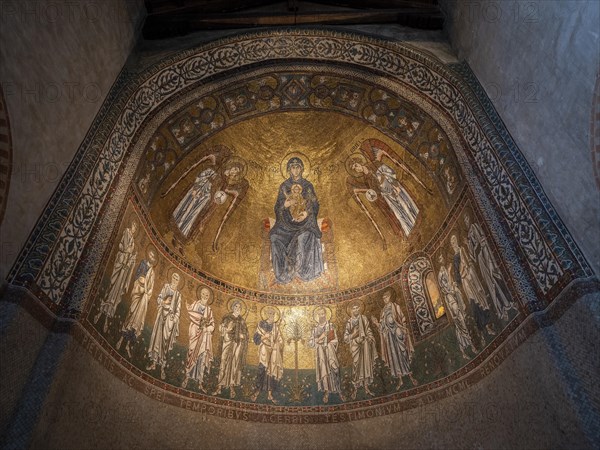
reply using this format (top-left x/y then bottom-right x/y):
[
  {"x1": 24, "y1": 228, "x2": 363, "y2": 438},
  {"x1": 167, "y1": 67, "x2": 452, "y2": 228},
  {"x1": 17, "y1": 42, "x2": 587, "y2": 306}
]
[
  {"x1": 8, "y1": 30, "x2": 595, "y2": 423},
  {"x1": 89, "y1": 191, "x2": 519, "y2": 411},
  {"x1": 84, "y1": 64, "x2": 522, "y2": 417}
]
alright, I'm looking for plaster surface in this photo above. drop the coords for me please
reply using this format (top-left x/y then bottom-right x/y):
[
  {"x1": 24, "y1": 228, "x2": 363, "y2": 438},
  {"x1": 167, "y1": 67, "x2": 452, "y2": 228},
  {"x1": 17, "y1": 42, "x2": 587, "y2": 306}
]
[
  {"x1": 441, "y1": 0, "x2": 600, "y2": 275},
  {"x1": 0, "y1": 0, "x2": 145, "y2": 281}
]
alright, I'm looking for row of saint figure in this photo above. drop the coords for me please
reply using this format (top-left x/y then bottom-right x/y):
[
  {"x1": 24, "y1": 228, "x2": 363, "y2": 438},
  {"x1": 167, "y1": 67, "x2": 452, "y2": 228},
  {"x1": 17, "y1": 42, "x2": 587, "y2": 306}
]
[
  {"x1": 93, "y1": 230, "x2": 419, "y2": 403},
  {"x1": 93, "y1": 211, "x2": 517, "y2": 403},
  {"x1": 436, "y1": 214, "x2": 518, "y2": 359}
]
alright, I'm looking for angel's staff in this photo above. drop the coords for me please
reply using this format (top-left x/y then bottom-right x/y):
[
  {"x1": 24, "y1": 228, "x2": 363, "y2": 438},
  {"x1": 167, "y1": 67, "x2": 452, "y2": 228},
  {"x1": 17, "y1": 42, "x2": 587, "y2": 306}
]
[
  {"x1": 352, "y1": 188, "x2": 387, "y2": 250},
  {"x1": 212, "y1": 189, "x2": 240, "y2": 252},
  {"x1": 161, "y1": 153, "x2": 217, "y2": 198},
  {"x1": 369, "y1": 145, "x2": 433, "y2": 195}
]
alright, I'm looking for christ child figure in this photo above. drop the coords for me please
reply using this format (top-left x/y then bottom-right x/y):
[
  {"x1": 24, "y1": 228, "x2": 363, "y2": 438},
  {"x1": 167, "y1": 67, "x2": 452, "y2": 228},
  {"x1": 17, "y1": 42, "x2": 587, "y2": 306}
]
[{"x1": 286, "y1": 183, "x2": 307, "y2": 222}]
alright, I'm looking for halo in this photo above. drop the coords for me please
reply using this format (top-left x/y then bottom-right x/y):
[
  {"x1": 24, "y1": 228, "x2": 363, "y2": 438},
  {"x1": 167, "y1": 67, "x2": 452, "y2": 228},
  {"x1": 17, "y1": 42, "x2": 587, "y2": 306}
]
[
  {"x1": 345, "y1": 300, "x2": 364, "y2": 318},
  {"x1": 312, "y1": 305, "x2": 332, "y2": 323},
  {"x1": 227, "y1": 297, "x2": 248, "y2": 316},
  {"x1": 345, "y1": 153, "x2": 368, "y2": 177},
  {"x1": 280, "y1": 152, "x2": 311, "y2": 179},
  {"x1": 145, "y1": 244, "x2": 158, "y2": 266},
  {"x1": 379, "y1": 286, "x2": 397, "y2": 303},
  {"x1": 129, "y1": 219, "x2": 140, "y2": 238},
  {"x1": 166, "y1": 267, "x2": 182, "y2": 288},
  {"x1": 222, "y1": 155, "x2": 248, "y2": 179},
  {"x1": 260, "y1": 305, "x2": 281, "y2": 322},
  {"x1": 196, "y1": 285, "x2": 215, "y2": 305}
]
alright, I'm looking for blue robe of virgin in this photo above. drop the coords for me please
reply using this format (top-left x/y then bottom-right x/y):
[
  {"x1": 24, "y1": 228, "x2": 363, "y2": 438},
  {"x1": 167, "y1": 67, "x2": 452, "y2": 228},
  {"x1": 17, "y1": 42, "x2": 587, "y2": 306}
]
[{"x1": 269, "y1": 176, "x2": 324, "y2": 283}]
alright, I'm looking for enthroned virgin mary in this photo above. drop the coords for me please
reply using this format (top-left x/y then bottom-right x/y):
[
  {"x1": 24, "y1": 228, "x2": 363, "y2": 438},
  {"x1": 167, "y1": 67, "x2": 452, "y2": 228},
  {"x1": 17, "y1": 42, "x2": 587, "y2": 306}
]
[{"x1": 269, "y1": 157, "x2": 324, "y2": 284}]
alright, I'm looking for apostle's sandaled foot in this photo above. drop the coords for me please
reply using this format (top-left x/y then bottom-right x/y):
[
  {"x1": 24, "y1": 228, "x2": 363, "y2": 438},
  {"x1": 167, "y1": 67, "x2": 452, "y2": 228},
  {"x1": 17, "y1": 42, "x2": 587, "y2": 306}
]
[
  {"x1": 395, "y1": 380, "x2": 404, "y2": 391},
  {"x1": 409, "y1": 375, "x2": 419, "y2": 386},
  {"x1": 364, "y1": 386, "x2": 374, "y2": 397},
  {"x1": 116, "y1": 337, "x2": 123, "y2": 350},
  {"x1": 350, "y1": 389, "x2": 357, "y2": 400},
  {"x1": 338, "y1": 393, "x2": 346, "y2": 402},
  {"x1": 181, "y1": 377, "x2": 189, "y2": 388},
  {"x1": 267, "y1": 392, "x2": 278, "y2": 404},
  {"x1": 160, "y1": 367, "x2": 166, "y2": 380},
  {"x1": 230, "y1": 389, "x2": 236, "y2": 399},
  {"x1": 486, "y1": 324, "x2": 496, "y2": 336},
  {"x1": 93, "y1": 312, "x2": 101, "y2": 324},
  {"x1": 251, "y1": 391, "x2": 259, "y2": 402},
  {"x1": 146, "y1": 362, "x2": 156, "y2": 371},
  {"x1": 125, "y1": 344, "x2": 132, "y2": 359},
  {"x1": 103, "y1": 318, "x2": 109, "y2": 334},
  {"x1": 212, "y1": 386, "x2": 222, "y2": 396},
  {"x1": 323, "y1": 391, "x2": 329, "y2": 404},
  {"x1": 198, "y1": 384, "x2": 207, "y2": 394}
]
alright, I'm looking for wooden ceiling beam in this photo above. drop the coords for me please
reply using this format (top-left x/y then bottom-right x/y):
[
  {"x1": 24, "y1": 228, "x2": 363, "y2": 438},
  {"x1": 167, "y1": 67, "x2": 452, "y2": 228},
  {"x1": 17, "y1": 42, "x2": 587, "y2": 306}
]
[{"x1": 143, "y1": 4, "x2": 443, "y2": 39}]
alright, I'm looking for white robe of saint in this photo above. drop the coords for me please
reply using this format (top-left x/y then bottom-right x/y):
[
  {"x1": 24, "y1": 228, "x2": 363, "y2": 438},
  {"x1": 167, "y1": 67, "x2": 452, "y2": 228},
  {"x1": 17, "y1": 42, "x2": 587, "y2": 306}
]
[
  {"x1": 308, "y1": 320, "x2": 342, "y2": 393},
  {"x1": 173, "y1": 168, "x2": 215, "y2": 238},
  {"x1": 217, "y1": 314, "x2": 248, "y2": 388},
  {"x1": 468, "y1": 222, "x2": 512, "y2": 319},
  {"x1": 438, "y1": 265, "x2": 473, "y2": 353},
  {"x1": 376, "y1": 163, "x2": 419, "y2": 236},
  {"x1": 147, "y1": 283, "x2": 181, "y2": 367},
  {"x1": 255, "y1": 321, "x2": 284, "y2": 382},
  {"x1": 184, "y1": 301, "x2": 214, "y2": 383},
  {"x1": 457, "y1": 245, "x2": 489, "y2": 310},
  {"x1": 378, "y1": 302, "x2": 414, "y2": 378},
  {"x1": 121, "y1": 262, "x2": 155, "y2": 338},
  {"x1": 100, "y1": 227, "x2": 136, "y2": 318},
  {"x1": 344, "y1": 314, "x2": 378, "y2": 387}
]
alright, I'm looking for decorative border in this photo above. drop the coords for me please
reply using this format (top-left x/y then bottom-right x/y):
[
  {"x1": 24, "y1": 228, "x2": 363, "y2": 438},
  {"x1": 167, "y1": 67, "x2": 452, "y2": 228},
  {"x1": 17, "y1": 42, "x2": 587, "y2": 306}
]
[
  {"x1": 8, "y1": 29, "x2": 591, "y2": 312},
  {"x1": 3, "y1": 28, "x2": 598, "y2": 422}
]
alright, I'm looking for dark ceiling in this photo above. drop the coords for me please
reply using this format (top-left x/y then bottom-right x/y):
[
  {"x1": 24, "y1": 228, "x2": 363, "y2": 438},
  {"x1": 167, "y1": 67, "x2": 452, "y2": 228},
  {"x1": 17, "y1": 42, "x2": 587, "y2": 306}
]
[{"x1": 142, "y1": 0, "x2": 443, "y2": 39}]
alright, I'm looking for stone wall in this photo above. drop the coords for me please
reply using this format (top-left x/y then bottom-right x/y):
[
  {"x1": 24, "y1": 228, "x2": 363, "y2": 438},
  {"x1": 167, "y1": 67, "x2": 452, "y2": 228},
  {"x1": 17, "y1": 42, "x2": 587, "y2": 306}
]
[
  {"x1": 441, "y1": 0, "x2": 600, "y2": 275},
  {"x1": 0, "y1": 0, "x2": 146, "y2": 281}
]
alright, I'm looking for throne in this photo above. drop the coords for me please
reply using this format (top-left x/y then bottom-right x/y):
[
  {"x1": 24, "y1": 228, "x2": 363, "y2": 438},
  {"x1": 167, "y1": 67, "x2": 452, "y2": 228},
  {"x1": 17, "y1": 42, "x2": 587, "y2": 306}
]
[{"x1": 258, "y1": 217, "x2": 338, "y2": 292}]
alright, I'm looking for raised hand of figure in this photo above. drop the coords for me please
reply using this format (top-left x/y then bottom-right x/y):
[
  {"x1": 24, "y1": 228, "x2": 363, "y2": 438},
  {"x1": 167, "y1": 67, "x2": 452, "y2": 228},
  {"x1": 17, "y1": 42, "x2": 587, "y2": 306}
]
[{"x1": 370, "y1": 316, "x2": 379, "y2": 327}]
